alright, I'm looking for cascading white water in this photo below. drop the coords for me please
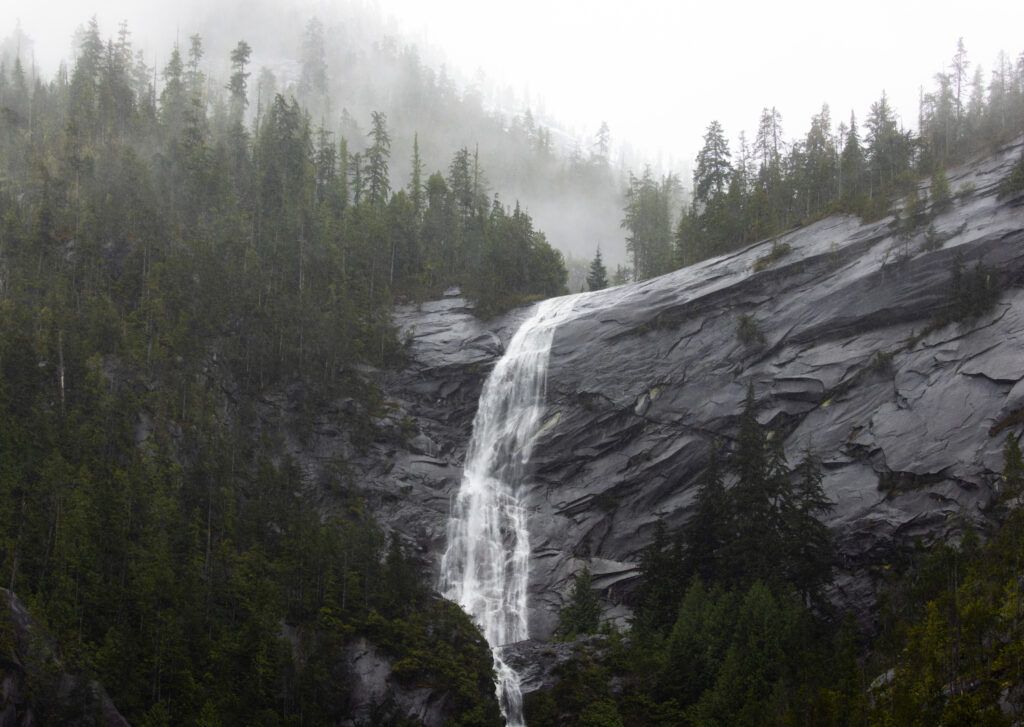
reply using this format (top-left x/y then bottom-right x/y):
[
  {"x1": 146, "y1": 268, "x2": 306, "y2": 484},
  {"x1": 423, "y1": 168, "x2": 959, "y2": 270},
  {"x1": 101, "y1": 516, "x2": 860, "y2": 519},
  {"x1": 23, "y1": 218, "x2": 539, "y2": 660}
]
[{"x1": 440, "y1": 295, "x2": 582, "y2": 726}]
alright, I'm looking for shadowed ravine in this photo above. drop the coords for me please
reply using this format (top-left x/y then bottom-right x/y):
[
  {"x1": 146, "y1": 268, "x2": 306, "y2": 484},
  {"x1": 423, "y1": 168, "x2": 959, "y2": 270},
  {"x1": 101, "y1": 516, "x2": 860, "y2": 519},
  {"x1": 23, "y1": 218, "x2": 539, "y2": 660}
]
[{"x1": 439, "y1": 295, "x2": 589, "y2": 726}]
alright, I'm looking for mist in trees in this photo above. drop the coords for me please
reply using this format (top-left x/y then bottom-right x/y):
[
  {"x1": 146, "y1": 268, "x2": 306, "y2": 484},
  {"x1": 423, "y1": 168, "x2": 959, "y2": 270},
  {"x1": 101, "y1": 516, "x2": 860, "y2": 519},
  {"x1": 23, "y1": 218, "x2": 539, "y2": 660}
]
[
  {"x1": 612, "y1": 38, "x2": 1024, "y2": 280},
  {"x1": 0, "y1": 12, "x2": 579, "y2": 722}
]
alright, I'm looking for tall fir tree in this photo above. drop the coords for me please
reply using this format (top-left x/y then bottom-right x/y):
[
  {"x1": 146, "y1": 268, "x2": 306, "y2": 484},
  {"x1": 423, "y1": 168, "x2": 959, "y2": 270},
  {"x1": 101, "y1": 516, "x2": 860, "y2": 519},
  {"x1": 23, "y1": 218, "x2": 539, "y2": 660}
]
[{"x1": 586, "y1": 245, "x2": 609, "y2": 291}]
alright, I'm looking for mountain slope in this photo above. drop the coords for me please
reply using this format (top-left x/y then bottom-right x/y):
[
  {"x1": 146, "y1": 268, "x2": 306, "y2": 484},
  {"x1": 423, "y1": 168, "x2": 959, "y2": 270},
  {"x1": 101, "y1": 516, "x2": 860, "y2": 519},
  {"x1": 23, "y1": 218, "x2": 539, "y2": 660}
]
[
  {"x1": 385, "y1": 138, "x2": 1024, "y2": 639},
  {"x1": 529, "y1": 136, "x2": 1024, "y2": 634}
]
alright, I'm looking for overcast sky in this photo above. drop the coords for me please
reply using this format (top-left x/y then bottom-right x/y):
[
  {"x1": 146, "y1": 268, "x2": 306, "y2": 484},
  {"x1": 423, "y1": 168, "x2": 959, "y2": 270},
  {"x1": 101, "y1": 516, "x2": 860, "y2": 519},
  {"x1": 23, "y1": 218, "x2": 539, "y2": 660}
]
[{"x1": 6, "y1": 0, "x2": 1024, "y2": 169}]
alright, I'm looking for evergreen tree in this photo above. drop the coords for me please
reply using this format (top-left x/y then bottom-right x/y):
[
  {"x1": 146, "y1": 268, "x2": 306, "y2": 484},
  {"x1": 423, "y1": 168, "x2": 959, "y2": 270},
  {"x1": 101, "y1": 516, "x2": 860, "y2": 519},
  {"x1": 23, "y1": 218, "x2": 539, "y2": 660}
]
[
  {"x1": 622, "y1": 167, "x2": 678, "y2": 281},
  {"x1": 753, "y1": 106, "x2": 785, "y2": 171},
  {"x1": 586, "y1": 246, "x2": 609, "y2": 291},
  {"x1": 227, "y1": 40, "x2": 252, "y2": 119},
  {"x1": 682, "y1": 120, "x2": 734, "y2": 262},
  {"x1": 299, "y1": 17, "x2": 328, "y2": 110},
  {"x1": 864, "y1": 91, "x2": 913, "y2": 201},
  {"x1": 839, "y1": 111, "x2": 865, "y2": 209},
  {"x1": 684, "y1": 442, "x2": 729, "y2": 583},
  {"x1": 951, "y1": 38, "x2": 970, "y2": 133},
  {"x1": 693, "y1": 120, "x2": 732, "y2": 208},
  {"x1": 556, "y1": 568, "x2": 602, "y2": 639},
  {"x1": 186, "y1": 34, "x2": 205, "y2": 102},
  {"x1": 785, "y1": 449, "x2": 834, "y2": 600},
  {"x1": 409, "y1": 132, "x2": 424, "y2": 217},
  {"x1": 634, "y1": 520, "x2": 684, "y2": 632},
  {"x1": 159, "y1": 44, "x2": 187, "y2": 138},
  {"x1": 363, "y1": 110, "x2": 391, "y2": 207},
  {"x1": 930, "y1": 165, "x2": 952, "y2": 212},
  {"x1": 592, "y1": 121, "x2": 611, "y2": 165},
  {"x1": 798, "y1": 104, "x2": 837, "y2": 218}
]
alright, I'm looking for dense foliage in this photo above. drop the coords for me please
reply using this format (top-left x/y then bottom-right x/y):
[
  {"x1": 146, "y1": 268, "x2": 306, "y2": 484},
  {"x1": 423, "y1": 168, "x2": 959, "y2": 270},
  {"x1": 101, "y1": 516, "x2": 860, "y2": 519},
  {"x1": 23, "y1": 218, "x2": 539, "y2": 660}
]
[
  {"x1": 536, "y1": 397, "x2": 1024, "y2": 726},
  {"x1": 0, "y1": 16, "x2": 582, "y2": 724}
]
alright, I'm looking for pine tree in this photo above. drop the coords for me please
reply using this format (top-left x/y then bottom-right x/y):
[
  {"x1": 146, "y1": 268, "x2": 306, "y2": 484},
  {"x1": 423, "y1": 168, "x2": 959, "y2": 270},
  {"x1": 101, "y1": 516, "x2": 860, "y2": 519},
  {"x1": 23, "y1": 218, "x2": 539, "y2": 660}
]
[
  {"x1": 950, "y1": 38, "x2": 970, "y2": 132},
  {"x1": 839, "y1": 111, "x2": 865, "y2": 210},
  {"x1": 799, "y1": 104, "x2": 837, "y2": 218},
  {"x1": 592, "y1": 121, "x2": 611, "y2": 165},
  {"x1": 556, "y1": 568, "x2": 602, "y2": 639},
  {"x1": 684, "y1": 120, "x2": 734, "y2": 262},
  {"x1": 363, "y1": 111, "x2": 391, "y2": 207},
  {"x1": 753, "y1": 107, "x2": 785, "y2": 170},
  {"x1": 693, "y1": 120, "x2": 732, "y2": 208},
  {"x1": 865, "y1": 91, "x2": 912, "y2": 201},
  {"x1": 186, "y1": 34, "x2": 205, "y2": 103},
  {"x1": 786, "y1": 449, "x2": 834, "y2": 600},
  {"x1": 635, "y1": 520, "x2": 684, "y2": 632},
  {"x1": 684, "y1": 442, "x2": 729, "y2": 583},
  {"x1": 408, "y1": 132, "x2": 424, "y2": 217},
  {"x1": 622, "y1": 167, "x2": 678, "y2": 281},
  {"x1": 586, "y1": 246, "x2": 609, "y2": 291},
  {"x1": 299, "y1": 18, "x2": 328, "y2": 109},
  {"x1": 314, "y1": 126, "x2": 337, "y2": 203},
  {"x1": 930, "y1": 166, "x2": 952, "y2": 212},
  {"x1": 227, "y1": 41, "x2": 252, "y2": 119},
  {"x1": 160, "y1": 44, "x2": 187, "y2": 138}
]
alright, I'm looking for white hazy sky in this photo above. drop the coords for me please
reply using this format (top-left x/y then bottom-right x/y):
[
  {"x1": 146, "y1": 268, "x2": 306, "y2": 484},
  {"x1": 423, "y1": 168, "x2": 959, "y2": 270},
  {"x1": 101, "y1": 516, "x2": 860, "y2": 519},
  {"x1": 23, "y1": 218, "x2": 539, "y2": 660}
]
[
  {"x1": 379, "y1": 0, "x2": 1024, "y2": 168},
  {"x1": 6, "y1": 0, "x2": 1024, "y2": 168}
]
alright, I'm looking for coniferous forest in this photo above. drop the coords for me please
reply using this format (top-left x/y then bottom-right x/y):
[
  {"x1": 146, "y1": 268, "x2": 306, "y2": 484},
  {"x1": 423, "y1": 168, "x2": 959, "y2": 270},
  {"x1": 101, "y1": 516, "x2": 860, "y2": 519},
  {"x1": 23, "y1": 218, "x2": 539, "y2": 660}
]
[
  {"x1": 619, "y1": 39, "x2": 1024, "y2": 280},
  {"x1": 539, "y1": 392, "x2": 1024, "y2": 726},
  {"x1": 0, "y1": 14, "x2": 563, "y2": 726},
  {"x1": 1, "y1": 9, "x2": 1024, "y2": 727},
  {"x1": 544, "y1": 37, "x2": 1024, "y2": 727}
]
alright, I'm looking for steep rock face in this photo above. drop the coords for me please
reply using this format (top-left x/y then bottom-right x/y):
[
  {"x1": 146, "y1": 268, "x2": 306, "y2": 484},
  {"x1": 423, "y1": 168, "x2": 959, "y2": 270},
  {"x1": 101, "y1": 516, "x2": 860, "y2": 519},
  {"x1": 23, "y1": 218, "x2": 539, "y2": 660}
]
[
  {"x1": 524, "y1": 139, "x2": 1024, "y2": 637},
  {"x1": 340, "y1": 636, "x2": 472, "y2": 727},
  {"x1": 501, "y1": 636, "x2": 609, "y2": 696},
  {"x1": 370, "y1": 295, "x2": 528, "y2": 560},
  {"x1": 242, "y1": 293, "x2": 525, "y2": 570},
  {"x1": 371, "y1": 142, "x2": 1024, "y2": 642},
  {"x1": 0, "y1": 589, "x2": 129, "y2": 726}
]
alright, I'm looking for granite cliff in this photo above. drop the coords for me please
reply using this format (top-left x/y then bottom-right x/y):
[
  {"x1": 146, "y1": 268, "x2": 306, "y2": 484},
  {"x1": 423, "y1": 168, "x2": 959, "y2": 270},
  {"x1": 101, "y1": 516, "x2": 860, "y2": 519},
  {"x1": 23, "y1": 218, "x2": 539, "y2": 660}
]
[{"x1": 358, "y1": 139, "x2": 1024, "y2": 645}]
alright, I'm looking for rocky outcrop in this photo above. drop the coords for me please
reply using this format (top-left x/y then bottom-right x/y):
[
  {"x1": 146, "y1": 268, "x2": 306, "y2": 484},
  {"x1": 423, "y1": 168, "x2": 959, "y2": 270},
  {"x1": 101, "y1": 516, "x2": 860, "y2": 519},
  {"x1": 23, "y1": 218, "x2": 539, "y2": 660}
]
[
  {"x1": 501, "y1": 636, "x2": 608, "y2": 695},
  {"x1": 365, "y1": 295, "x2": 529, "y2": 560},
  {"x1": 280, "y1": 141, "x2": 1024, "y2": 646},
  {"x1": 238, "y1": 292, "x2": 525, "y2": 570},
  {"x1": 373, "y1": 139, "x2": 1024, "y2": 642},
  {"x1": 340, "y1": 637, "x2": 455, "y2": 727},
  {"x1": 523, "y1": 139, "x2": 1024, "y2": 636},
  {"x1": 0, "y1": 588, "x2": 129, "y2": 727}
]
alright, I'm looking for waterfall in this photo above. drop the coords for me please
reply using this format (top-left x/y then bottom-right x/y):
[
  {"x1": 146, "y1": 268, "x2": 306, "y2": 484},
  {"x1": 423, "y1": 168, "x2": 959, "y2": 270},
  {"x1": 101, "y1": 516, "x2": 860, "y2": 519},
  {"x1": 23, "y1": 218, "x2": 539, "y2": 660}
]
[{"x1": 439, "y1": 295, "x2": 582, "y2": 726}]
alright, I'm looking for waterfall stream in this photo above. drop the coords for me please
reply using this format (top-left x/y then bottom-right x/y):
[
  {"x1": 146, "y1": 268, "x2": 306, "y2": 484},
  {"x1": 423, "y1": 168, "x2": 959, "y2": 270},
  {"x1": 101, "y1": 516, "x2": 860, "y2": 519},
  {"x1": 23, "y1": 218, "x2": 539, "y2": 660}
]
[{"x1": 439, "y1": 295, "x2": 582, "y2": 726}]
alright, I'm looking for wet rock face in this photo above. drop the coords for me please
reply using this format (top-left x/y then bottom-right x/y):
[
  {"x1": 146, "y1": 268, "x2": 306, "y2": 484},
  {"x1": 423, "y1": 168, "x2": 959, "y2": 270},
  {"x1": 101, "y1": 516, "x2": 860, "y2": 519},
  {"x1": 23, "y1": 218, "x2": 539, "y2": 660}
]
[
  {"x1": 341, "y1": 638, "x2": 454, "y2": 727},
  {"x1": 254, "y1": 291, "x2": 526, "y2": 583},
  {"x1": 363, "y1": 296, "x2": 529, "y2": 569},
  {"x1": 359, "y1": 140, "x2": 1024, "y2": 642},
  {"x1": 501, "y1": 636, "x2": 609, "y2": 695},
  {"x1": 523, "y1": 138, "x2": 1024, "y2": 637}
]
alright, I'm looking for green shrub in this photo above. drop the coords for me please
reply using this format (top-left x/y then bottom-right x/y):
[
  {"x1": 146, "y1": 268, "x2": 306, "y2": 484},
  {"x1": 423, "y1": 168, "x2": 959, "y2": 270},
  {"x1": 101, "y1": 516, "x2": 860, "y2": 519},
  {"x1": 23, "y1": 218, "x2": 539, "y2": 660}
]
[
  {"x1": 946, "y1": 254, "x2": 999, "y2": 321},
  {"x1": 929, "y1": 168, "x2": 952, "y2": 212},
  {"x1": 955, "y1": 181, "x2": 975, "y2": 200},
  {"x1": 556, "y1": 569, "x2": 602, "y2": 640},
  {"x1": 997, "y1": 153, "x2": 1024, "y2": 199},
  {"x1": 752, "y1": 240, "x2": 793, "y2": 272}
]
